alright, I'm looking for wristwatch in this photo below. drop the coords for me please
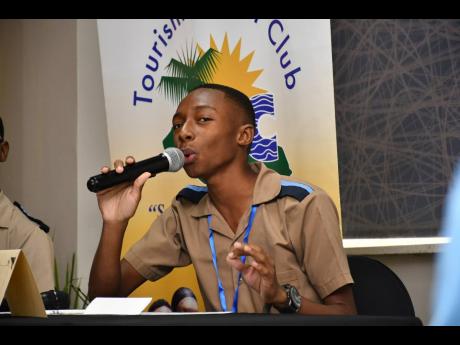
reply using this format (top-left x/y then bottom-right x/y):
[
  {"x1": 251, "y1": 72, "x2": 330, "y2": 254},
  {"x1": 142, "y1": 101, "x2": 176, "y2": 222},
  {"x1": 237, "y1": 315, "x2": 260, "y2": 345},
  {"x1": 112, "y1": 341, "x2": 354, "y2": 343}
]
[{"x1": 274, "y1": 284, "x2": 302, "y2": 313}]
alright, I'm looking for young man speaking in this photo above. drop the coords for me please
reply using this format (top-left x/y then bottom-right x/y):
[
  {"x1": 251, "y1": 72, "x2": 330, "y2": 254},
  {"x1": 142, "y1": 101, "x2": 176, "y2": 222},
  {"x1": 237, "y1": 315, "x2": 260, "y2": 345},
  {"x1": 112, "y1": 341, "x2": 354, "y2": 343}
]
[{"x1": 89, "y1": 84, "x2": 356, "y2": 315}]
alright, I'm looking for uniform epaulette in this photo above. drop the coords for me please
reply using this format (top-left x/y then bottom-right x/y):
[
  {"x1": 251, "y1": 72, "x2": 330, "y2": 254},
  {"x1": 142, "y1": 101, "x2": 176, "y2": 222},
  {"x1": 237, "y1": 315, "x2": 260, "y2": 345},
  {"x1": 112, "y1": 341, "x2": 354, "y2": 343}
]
[
  {"x1": 276, "y1": 180, "x2": 313, "y2": 202},
  {"x1": 176, "y1": 185, "x2": 208, "y2": 204},
  {"x1": 13, "y1": 201, "x2": 50, "y2": 233}
]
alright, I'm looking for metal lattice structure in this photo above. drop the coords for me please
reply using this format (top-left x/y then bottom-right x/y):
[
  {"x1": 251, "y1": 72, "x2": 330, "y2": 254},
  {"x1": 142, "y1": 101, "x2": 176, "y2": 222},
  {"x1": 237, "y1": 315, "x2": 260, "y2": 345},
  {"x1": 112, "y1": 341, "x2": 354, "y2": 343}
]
[{"x1": 331, "y1": 19, "x2": 460, "y2": 238}]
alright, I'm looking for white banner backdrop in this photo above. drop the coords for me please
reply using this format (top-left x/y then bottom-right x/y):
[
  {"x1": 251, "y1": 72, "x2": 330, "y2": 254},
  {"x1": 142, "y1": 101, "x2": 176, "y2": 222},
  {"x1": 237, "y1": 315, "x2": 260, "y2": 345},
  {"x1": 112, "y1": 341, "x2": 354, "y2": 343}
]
[{"x1": 97, "y1": 19, "x2": 340, "y2": 311}]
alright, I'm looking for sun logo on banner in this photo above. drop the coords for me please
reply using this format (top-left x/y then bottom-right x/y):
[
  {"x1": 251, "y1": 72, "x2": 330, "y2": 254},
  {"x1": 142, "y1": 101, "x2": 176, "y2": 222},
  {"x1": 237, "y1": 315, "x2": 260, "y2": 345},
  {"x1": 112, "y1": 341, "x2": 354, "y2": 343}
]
[{"x1": 159, "y1": 33, "x2": 291, "y2": 175}]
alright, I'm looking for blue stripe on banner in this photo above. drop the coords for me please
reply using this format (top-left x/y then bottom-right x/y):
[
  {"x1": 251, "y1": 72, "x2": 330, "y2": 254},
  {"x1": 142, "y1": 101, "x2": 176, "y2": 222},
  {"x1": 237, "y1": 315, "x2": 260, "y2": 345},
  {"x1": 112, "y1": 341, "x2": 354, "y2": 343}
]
[
  {"x1": 280, "y1": 180, "x2": 314, "y2": 194},
  {"x1": 186, "y1": 185, "x2": 208, "y2": 192}
]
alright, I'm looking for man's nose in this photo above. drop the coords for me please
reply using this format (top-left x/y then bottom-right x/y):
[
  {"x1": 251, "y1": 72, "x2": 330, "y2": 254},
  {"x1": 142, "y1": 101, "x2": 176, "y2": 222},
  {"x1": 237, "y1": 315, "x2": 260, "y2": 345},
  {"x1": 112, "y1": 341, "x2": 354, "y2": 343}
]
[{"x1": 178, "y1": 120, "x2": 195, "y2": 142}]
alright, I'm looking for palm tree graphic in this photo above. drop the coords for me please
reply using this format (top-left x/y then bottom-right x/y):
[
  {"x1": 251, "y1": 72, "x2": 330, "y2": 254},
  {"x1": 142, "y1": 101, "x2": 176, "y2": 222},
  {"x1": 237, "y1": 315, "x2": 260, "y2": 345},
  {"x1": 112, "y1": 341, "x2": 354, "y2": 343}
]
[{"x1": 158, "y1": 45, "x2": 219, "y2": 149}]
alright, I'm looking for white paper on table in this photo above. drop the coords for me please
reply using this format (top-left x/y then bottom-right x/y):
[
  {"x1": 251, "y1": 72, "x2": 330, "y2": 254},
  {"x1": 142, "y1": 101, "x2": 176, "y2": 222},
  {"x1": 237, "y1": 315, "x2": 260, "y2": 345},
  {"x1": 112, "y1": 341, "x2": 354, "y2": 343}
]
[
  {"x1": 83, "y1": 297, "x2": 152, "y2": 315},
  {"x1": 46, "y1": 309, "x2": 85, "y2": 315}
]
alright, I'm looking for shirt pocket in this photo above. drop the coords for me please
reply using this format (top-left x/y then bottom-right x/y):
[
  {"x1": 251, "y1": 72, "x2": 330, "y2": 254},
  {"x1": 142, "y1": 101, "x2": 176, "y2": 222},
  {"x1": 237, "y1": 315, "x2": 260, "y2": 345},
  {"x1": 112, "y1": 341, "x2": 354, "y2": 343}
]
[{"x1": 277, "y1": 269, "x2": 299, "y2": 285}]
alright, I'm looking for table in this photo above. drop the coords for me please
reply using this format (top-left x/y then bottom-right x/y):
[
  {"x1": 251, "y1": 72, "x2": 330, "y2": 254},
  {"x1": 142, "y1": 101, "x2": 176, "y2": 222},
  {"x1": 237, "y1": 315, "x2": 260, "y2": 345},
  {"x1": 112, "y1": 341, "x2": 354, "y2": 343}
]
[{"x1": 0, "y1": 313, "x2": 423, "y2": 326}]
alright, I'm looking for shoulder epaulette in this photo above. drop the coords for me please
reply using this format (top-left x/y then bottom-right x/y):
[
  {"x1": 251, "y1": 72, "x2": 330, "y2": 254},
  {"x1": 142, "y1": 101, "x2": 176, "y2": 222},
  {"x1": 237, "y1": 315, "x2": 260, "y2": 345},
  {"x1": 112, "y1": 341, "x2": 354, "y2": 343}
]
[
  {"x1": 276, "y1": 180, "x2": 313, "y2": 202},
  {"x1": 13, "y1": 201, "x2": 50, "y2": 233},
  {"x1": 176, "y1": 185, "x2": 208, "y2": 204}
]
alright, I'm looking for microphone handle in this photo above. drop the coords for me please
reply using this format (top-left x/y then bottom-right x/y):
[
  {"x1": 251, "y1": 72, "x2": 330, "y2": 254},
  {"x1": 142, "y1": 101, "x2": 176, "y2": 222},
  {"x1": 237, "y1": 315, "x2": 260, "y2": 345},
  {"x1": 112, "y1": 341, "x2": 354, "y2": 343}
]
[{"x1": 87, "y1": 153, "x2": 169, "y2": 193}]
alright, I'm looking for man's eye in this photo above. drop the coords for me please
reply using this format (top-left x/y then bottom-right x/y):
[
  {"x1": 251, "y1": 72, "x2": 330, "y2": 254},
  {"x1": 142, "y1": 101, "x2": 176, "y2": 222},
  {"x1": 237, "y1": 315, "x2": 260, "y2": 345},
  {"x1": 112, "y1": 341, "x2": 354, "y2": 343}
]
[
  {"x1": 172, "y1": 123, "x2": 183, "y2": 130},
  {"x1": 199, "y1": 117, "x2": 212, "y2": 122}
]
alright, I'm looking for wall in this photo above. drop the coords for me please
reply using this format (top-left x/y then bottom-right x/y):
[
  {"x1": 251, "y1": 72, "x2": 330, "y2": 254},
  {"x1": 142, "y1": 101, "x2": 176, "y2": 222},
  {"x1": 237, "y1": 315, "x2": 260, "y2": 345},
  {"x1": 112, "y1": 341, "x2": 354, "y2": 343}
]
[
  {"x1": 76, "y1": 19, "x2": 110, "y2": 296},
  {"x1": 0, "y1": 19, "x2": 78, "y2": 287}
]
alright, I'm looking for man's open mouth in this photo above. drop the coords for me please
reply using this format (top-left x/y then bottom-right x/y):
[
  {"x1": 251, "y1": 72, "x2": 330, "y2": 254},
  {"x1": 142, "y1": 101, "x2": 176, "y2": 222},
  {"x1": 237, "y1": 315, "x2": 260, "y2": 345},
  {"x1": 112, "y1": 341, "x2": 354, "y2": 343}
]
[{"x1": 181, "y1": 148, "x2": 197, "y2": 164}]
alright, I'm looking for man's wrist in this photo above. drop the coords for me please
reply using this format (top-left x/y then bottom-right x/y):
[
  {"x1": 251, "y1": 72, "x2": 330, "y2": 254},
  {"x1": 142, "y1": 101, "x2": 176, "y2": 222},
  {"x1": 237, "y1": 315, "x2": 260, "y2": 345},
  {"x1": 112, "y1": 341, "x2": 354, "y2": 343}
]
[
  {"x1": 272, "y1": 286, "x2": 288, "y2": 307},
  {"x1": 272, "y1": 284, "x2": 302, "y2": 313},
  {"x1": 102, "y1": 220, "x2": 129, "y2": 238},
  {"x1": 103, "y1": 219, "x2": 129, "y2": 229}
]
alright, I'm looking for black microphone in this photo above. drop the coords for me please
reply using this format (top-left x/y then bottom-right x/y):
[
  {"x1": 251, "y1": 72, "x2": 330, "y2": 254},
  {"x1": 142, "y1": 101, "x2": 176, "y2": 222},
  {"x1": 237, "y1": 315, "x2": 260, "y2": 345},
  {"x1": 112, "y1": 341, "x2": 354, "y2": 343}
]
[{"x1": 87, "y1": 147, "x2": 185, "y2": 193}]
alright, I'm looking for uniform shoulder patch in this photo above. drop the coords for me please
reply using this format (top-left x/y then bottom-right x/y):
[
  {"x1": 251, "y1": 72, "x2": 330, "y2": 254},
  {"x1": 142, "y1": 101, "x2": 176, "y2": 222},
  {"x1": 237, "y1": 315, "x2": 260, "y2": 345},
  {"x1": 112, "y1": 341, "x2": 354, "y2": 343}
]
[
  {"x1": 13, "y1": 201, "x2": 50, "y2": 233},
  {"x1": 176, "y1": 185, "x2": 208, "y2": 204},
  {"x1": 277, "y1": 180, "x2": 313, "y2": 202}
]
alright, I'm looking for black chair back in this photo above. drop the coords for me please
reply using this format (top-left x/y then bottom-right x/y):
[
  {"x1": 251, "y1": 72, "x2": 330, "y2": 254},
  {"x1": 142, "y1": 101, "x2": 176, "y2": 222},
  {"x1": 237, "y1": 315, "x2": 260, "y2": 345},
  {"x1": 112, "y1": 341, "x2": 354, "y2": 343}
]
[{"x1": 347, "y1": 255, "x2": 415, "y2": 316}]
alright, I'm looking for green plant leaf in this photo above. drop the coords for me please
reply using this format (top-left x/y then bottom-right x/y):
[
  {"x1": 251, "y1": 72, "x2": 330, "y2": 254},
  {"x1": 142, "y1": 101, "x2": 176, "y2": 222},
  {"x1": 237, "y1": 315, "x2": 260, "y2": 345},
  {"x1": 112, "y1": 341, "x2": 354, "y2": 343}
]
[
  {"x1": 71, "y1": 284, "x2": 90, "y2": 309},
  {"x1": 64, "y1": 262, "x2": 69, "y2": 294},
  {"x1": 72, "y1": 279, "x2": 81, "y2": 309},
  {"x1": 54, "y1": 258, "x2": 60, "y2": 291},
  {"x1": 70, "y1": 253, "x2": 76, "y2": 284},
  {"x1": 55, "y1": 252, "x2": 91, "y2": 309}
]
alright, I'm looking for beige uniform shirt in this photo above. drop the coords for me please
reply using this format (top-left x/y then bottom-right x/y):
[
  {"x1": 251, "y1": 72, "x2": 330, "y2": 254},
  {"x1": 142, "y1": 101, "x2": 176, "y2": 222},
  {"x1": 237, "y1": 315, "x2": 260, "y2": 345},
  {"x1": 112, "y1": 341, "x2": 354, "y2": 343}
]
[
  {"x1": 0, "y1": 190, "x2": 55, "y2": 293},
  {"x1": 125, "y1": 163, "x2": 353, "y2": 312}
]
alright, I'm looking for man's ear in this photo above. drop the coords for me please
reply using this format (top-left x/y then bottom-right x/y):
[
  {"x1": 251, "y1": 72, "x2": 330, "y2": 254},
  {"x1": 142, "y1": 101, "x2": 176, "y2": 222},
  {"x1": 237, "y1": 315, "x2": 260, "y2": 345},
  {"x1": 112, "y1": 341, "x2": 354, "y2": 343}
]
[
  {"x1": 236, "y1": 124, "x2": 254, "y2": 147},
  {"x1": 0, "y1": 141, "x2": 9, "y2": 162}
]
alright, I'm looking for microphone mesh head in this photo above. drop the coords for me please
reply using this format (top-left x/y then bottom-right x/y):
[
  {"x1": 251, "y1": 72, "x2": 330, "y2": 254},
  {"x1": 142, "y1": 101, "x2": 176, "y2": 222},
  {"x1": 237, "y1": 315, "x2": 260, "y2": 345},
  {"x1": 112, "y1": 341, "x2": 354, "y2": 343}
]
[{"x1": 164, "y1": 147, "x2": 185, "y2": 172}]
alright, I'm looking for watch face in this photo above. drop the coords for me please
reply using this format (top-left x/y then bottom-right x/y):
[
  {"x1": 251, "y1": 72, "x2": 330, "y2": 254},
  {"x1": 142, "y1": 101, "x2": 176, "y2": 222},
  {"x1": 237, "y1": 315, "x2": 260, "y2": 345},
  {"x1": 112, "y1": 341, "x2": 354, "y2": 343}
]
[
  {"x1": 290, "y1": 286, "x2": 302, "y2": 309},
  {"x1": 277, "y1": 284, "x2": 302, "y2": 313}
]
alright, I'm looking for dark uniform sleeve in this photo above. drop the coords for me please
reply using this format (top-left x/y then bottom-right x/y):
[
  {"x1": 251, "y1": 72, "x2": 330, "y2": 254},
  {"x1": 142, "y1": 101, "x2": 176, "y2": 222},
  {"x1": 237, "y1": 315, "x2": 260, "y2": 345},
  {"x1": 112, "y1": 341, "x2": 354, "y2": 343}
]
[
  {"x1": 124, "y1": 201, "x2": 191, "y2": 281},
  {"x1": 287, "y1": 189, "x2": 353, "y2": 300}
]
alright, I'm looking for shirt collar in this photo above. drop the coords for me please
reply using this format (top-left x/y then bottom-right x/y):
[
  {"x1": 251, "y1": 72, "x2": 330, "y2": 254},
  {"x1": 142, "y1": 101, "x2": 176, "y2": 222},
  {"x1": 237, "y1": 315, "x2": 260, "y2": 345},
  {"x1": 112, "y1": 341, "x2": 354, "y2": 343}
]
[{"x1": 189, "y1": 162, "x2": 282, "y2": 218}]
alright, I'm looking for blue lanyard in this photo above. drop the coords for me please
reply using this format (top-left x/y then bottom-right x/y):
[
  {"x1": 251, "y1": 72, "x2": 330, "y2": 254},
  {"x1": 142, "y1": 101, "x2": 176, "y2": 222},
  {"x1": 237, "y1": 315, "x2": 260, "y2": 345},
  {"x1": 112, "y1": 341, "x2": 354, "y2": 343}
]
[{"x1": 207, "y1": 205, "x2": 258, "y2": 312}]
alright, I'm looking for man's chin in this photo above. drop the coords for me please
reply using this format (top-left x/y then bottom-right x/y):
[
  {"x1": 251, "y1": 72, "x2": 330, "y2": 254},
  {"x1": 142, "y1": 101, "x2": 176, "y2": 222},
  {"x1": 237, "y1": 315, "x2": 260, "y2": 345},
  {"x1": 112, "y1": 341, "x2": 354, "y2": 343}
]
[
  {"x1": 184, "y1": 166, "x2": 200, "y2": 179},
  {"x1": 184, "y1": 166, "x2": 208, "y2": 183}
]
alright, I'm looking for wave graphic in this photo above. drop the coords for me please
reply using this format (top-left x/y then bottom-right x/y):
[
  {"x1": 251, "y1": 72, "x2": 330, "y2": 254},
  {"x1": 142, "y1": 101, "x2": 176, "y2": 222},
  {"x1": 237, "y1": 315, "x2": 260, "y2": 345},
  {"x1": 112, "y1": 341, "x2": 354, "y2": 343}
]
[
  {"x1": 251, "y1": 142, "x2": 277, "y2": 153},
  {"x1": 253, "y1": 106, "x2": 274, "y2": 114},
  {"x1": 251, "y1": 96, "x2": 274, "y2": 106},
  {"x1": 249, "y1": 93, "x2": 278, "y2": 163},
  {"x1": 251, "y1": 152, "x2": 278, "y2": 161}
]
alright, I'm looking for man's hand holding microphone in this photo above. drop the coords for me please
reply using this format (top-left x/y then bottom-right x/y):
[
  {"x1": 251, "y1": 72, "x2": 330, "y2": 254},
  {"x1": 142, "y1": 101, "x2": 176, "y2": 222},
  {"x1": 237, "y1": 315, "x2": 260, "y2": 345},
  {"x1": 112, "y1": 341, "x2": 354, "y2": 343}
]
[
  {"x1": 87, "y1": 148, "x2": 184, "y2": 299},
  {"x1": 88, "y1": 148, "x2": 185, "y2": 225}
]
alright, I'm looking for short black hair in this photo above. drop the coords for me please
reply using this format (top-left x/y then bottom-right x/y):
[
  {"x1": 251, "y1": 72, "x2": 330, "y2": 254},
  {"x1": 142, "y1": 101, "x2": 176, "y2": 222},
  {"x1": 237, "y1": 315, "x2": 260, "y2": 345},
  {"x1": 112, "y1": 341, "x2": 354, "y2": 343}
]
[
  {"x1": 189, "y1": 83, "x2": 256, "y2": 128},
  {"x1": 0, "y1": 117, "x2": 4, "y2": 143},
  {"x1": 171, "y1": 287, "x2": 197, "y2": 312}
]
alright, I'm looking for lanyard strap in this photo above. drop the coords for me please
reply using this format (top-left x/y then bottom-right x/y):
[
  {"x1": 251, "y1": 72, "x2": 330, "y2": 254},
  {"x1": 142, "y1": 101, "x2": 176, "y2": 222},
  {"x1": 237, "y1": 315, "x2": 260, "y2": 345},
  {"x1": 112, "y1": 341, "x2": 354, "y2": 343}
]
[{"x1": 208, "y1": 205, "x2": 258, "y2": 312}]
